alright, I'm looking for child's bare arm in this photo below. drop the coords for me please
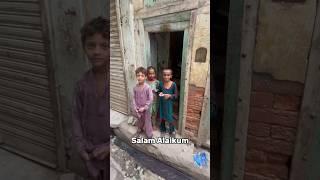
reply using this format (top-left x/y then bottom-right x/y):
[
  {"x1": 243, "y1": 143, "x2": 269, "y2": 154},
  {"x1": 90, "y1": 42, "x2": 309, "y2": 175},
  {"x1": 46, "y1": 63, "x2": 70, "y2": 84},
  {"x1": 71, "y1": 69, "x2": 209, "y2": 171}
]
[{"x1": 171, "y1": 82, "x2": 179, "y2": 100}]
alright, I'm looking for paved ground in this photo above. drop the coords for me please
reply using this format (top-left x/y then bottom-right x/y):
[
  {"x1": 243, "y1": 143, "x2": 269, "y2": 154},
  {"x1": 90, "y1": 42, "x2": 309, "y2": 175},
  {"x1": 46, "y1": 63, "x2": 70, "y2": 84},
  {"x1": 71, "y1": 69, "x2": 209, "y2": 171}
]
[
  {"x1": 113, "y1": 121, "x2": 210, "y2": 180},
  {"x1": 0, "y1": 148, "x2": 59, "y2": 180},
  {"x1": 110, "y1": 135, "x2": 164, "y2": 180}
]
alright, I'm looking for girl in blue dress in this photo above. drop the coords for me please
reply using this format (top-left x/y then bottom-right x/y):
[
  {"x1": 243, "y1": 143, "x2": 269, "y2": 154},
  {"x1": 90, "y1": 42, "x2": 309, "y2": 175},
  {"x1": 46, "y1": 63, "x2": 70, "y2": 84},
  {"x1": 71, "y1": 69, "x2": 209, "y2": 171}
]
[{"x1": 158, "y1": 68, "x2": 178, "y2": 135}]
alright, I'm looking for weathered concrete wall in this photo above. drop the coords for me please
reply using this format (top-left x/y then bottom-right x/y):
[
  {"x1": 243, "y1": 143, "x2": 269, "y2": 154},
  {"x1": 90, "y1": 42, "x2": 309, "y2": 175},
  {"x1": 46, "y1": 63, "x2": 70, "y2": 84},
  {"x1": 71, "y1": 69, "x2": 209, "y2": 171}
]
[
  {"x1": 189, "y1": 4, "x2": 210, "y2": 88},
  {"x1": 185, "y1": 3, "x2": 210, "y2": 139},
  {"x1": 244, "y1": 1, "x2": 315, "y2": 179},
  {"x1": 253, "y1": 0, "x2": 316, "y2": 83},
  {"x1": 133, "y1": 0, "x2": 144, "y2": 12},
  {"x1": 48, "y1": 0, "x2": 88, "y2": 160},
  {"x1": 83, "y1": 0, "x2": 109, "y2": 21},
  {"x1": 119, "y1": 0, "x2": 137, "y2": 115}
]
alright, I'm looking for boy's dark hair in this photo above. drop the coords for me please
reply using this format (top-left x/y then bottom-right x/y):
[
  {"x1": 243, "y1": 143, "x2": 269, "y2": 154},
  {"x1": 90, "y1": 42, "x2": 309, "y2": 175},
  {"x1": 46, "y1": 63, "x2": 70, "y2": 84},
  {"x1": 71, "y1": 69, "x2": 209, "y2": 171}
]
[
  {"x1": 80, "y1": 16, "x2": 109, "y2": 46},
  {"x1": 135, "y1": 67, "x2": 147, "y2": 76},
  {"x1": 147, "y1": 66, "x2": 156, "y2": 73},
  {"x1": 162, "y1": 68, "x2": 172, "y2": 74}
]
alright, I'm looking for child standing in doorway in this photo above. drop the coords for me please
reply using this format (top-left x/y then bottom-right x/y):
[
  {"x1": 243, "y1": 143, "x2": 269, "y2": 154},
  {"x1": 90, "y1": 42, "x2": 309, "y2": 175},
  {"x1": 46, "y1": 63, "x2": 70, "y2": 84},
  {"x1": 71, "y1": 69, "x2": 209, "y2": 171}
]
[
  {"x1": 158, "y1": 68, "x2": 178, "y2": 136},
  {"x1": 146, "y1": 66, "x2": 160, "y2": 130},
  {"x1": 132, "y1": 67, "x2": 154, "y2": 138}
]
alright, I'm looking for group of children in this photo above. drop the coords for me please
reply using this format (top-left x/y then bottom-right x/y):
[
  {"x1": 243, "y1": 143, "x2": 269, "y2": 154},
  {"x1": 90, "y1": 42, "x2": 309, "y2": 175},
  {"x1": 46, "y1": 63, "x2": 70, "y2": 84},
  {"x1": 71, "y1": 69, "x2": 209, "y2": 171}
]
[
  {"x1": 132, "y1": 66, "x2": 178, "y2": 138},
  {"x1": 71, "y1": 16, "x2": 179, "y2": 179}
]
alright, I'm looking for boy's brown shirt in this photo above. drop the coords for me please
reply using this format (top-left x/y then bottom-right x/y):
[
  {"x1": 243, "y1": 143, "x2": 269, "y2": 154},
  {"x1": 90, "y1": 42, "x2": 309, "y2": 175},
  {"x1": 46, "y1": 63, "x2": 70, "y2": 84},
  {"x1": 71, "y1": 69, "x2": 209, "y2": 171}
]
[{"x1": 72, "y1": 69, "x2": 109, "y2": 176}]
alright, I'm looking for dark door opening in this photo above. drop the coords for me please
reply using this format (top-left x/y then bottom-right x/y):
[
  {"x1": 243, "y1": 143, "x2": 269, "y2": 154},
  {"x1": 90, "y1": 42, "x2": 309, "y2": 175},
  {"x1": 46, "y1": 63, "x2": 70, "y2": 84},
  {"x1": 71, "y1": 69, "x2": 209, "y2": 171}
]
[
  {"x1": 213, "y1": 0, "x2": 229, "y2": 179},
  {"x1": 169, "y1": 31, "x2": 183, "y2": 129},
  {"x1": 149, "y1": 31, "x2": 184, "y2": 132}
]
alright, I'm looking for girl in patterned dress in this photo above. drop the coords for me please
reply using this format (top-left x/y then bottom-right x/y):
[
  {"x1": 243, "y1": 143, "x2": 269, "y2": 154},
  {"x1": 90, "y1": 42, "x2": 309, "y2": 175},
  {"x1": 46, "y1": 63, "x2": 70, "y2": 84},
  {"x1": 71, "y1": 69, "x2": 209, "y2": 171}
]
[
  {"x1": 146, "y1": 66, "x2": 160, "y2": 129},
  {"x1": 158, "y1": 68, "x2": 178, "y2": 135}
]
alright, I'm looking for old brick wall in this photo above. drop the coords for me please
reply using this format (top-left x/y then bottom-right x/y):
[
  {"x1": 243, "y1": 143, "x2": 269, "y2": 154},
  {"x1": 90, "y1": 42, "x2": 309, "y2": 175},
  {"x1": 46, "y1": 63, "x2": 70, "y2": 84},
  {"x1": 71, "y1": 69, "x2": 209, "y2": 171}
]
[
  {"x1": 244, "y1": 73, "x2": 304, "y2": 180},
  {"x1": 185, "y1": 85, "x2": 205, "y2": 138}
]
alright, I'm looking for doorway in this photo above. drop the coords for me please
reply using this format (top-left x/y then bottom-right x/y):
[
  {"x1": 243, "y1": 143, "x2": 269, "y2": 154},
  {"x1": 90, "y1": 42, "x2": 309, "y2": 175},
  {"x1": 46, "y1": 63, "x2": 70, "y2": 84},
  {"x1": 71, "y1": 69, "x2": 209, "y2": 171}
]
[
  {"x1": 213, "y1": 0, "x2": 229, "y2": 179},
  {"x1": 149, "y1": 31, "x2": 184, "y2": 132}
]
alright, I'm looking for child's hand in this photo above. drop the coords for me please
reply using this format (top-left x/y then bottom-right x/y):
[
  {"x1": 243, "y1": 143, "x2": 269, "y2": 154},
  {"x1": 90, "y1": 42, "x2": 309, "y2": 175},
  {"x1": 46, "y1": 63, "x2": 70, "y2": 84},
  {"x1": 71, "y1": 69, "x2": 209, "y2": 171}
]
[
  {"x1": 159, "y1": 92, "x2": 164, "y2": 97},
  {"x1": 164, "y1": 94, "x2": 171, "y2": 99},
  {"x1": 138, "y1": 107, "x2": 145, "y2": 112},
  {"x1": 80, "y1": 151, "x2": 90, "y2": 161},
  {"x1": 92, "y1": 145, "x2": 109, "y2": 160}
]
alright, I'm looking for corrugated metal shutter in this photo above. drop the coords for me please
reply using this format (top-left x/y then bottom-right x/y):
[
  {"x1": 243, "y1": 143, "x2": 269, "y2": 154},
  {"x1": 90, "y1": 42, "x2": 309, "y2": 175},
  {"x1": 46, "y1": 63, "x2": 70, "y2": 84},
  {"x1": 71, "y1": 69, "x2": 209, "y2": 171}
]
[
  {"x1": 110, "y1": 0, "x2": 128, "y2": 114},
  {"x1": 0, "y1": 1, "x2": 57, "y2": 167}
]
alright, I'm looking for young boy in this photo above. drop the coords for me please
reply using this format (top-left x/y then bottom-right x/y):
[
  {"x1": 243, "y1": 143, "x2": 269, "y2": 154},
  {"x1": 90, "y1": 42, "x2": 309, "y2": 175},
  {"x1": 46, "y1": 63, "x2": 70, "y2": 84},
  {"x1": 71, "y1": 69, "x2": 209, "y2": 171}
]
[
  {"x1": 72, "y1": 16, "x2": 109, "y2": 180},
  {"x1": 132, "y1": 67, "x2": 153, "y2": 138}
]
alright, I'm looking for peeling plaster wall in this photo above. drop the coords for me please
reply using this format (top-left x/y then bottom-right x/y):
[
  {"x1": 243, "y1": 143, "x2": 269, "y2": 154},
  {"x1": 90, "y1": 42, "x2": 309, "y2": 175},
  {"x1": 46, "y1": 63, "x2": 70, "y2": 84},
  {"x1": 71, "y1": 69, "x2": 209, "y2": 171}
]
[
  {"x1": 253, "y1": 0, "x2": 316, "y2": 83},
  {"x1": 189, "y1": 4, "x2": 210, "y2": 88}
]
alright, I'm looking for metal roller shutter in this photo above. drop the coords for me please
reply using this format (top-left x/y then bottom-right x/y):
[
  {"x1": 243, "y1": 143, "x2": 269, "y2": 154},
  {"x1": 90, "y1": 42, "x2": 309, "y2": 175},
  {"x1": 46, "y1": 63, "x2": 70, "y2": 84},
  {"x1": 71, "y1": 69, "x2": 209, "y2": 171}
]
[
  {"x1": 0, "y1": 0, "x2": 57, "y2": 167},
  {"x1": 110, "y1": 0, "x2": 128, "y2": 114}
]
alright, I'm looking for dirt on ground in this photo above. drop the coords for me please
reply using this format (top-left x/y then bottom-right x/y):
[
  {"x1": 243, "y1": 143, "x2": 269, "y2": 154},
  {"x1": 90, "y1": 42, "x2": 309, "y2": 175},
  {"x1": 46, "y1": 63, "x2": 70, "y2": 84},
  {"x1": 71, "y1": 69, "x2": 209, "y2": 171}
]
[{"x1": 110, "y1": 135, "x2": 165, "y2": 180}]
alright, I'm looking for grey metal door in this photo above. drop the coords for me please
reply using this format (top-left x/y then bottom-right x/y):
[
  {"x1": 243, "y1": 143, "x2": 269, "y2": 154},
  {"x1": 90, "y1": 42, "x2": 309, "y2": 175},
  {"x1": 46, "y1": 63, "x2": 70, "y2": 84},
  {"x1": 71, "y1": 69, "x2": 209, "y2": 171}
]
[
  {"x1": 0, "y1": 0, "x2": 57, "y2": 167},
  {"x1": 110, "y1": 0, "x2": 128, "y2": 114}
]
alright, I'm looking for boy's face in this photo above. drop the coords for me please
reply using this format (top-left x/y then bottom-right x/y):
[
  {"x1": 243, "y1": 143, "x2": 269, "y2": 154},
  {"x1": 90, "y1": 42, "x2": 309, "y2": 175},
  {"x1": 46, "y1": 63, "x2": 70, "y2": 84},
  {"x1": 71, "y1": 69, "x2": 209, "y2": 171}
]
[
  {"x1": 136, "y1": 72, "x2": 146, "y2": 84},
  {"x1": 84, "y1": 33, "x2": 109, "y2": 69},
  {"x1": 147, "y1": 69, "x2": 156, "y2": 80},
  {"x1": 162, "y1": 69, "x2": 172, "y2": 82}
]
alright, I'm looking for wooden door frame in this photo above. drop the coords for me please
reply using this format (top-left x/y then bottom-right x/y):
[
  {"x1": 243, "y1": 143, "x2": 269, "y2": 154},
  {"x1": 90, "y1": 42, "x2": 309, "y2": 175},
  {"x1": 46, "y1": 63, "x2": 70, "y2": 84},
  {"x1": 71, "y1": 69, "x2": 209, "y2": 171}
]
[
  {"x1": 140, "y1": 10, "x2": 194, "y2": 136},
  {"x1": 220, "y1": 0, "x2": 258, "y2": 179},
  {"x1": 290, "y1": 2, "x2": 320, "y2": 179}
]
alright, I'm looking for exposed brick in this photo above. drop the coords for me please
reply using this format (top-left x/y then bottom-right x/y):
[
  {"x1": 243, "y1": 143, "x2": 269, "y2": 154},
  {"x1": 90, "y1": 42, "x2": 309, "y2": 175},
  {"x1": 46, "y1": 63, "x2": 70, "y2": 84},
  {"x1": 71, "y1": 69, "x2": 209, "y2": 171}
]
[
  {"x1": 271, "y1": 125, "x2": 296, "y2": 143},
  {"x1": 185, "y1": 123, "x2": 198, "y2": 131},
  {"x1": 248, "y1": 122, "x2": 271, "y2": 137},
  {"x1": 244, "y1": 172, "x2": 279, "y2": 180},
  {"x1": 249, "y1": 108, "x2": 299, "y2": 128},
  {"x1": 184, "y1": 129, "x2": 197, "y2": 138},
  {"x1": 186, "y1": 112, "x2": 201, "y2": 119},
  {"x1": 273, "y1": 95, "x2": 301, "y2": 111},
  {"x1": 245, "y1": 162, "x2": 289, "y2": 179},
  {"x1": 188, "y1": 101, "x2": 203, "y2": 108},
  {"x1": 188, "y1": 94, "x2": 203, "y2": 101},
  {"x1": 251, "y1": 92, "x2": 274, "y2": 108},
  {"x1": 246, "y1": 150, "x2": 290, "y2": 164},
  {"x1": 252, "y1": 74, "x2": 304, "y2": 96},
  {"x1": 266, "y1": 153, "x2": 290, "y2": 164},
  {"x1": 187, "y1": 108, "x2": 201, "y2": 114},
  {"x1": 247, "y1": 136, "x2": 294, "y2": 155},
  {"x1": 249, "y1": 108, "x2": 273, "y2": 124},
  {"x1": 187, "y1": 96, "x2": 204, "y2": 102},
  {"x1": 186, "y1": 120, "x2": 199, "y2": 129},
  {"x1": 246, "y1": 150, "x2": 267, "y2": 162},
  {"x1": 186, "y1": 116, "x2": 200, "y2": 123},
  {"x1": 271, "y1": 109, "x2": 299, "y2": 128},
  {"x1": 188, "y1": 85, "x2": 205, "y2": 97},
  {"x1": 186, "y1": 104, "x2": 203, "y2": 111}
]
